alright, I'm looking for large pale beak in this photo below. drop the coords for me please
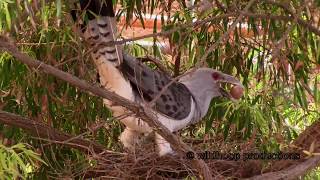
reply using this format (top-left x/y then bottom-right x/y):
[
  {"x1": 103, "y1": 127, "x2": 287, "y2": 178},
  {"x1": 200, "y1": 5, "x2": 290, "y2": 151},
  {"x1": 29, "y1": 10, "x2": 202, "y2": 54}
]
[
  {"x1": 218, "y1": 73, "x2": 244, "y2": 101},
  {"x1": 219, "y1": 87, "x2": 231, "y2": 98},
  {"x1": 219, "y1": 73, "x2": 244, "y2": 88}
]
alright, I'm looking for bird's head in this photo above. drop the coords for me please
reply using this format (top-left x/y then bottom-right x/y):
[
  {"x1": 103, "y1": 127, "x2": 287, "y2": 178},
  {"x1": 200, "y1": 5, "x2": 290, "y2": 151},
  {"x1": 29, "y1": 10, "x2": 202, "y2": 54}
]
[{"x1": 180, "y1": 68, "x2": 244, "y2": 101}]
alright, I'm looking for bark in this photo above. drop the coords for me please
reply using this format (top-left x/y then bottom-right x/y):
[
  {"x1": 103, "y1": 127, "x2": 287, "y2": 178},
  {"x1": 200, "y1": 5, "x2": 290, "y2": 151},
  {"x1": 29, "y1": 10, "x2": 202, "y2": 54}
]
[
  {"x1": 0, "y1": 110, "x2": 105, "y2": 153},
  {"x1": 249, "y1": 156, "x2": 320, "y2": 180}
]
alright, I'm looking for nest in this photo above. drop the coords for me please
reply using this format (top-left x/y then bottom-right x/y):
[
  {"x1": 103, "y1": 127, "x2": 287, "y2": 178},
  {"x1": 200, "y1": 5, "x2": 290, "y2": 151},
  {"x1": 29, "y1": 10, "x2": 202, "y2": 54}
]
[
  {"x1": 82, "y1": 137, "x2": 263, "y2": 179},
  {"x1": 78, "y1": 121, "x2": 320, "y2": 179}
]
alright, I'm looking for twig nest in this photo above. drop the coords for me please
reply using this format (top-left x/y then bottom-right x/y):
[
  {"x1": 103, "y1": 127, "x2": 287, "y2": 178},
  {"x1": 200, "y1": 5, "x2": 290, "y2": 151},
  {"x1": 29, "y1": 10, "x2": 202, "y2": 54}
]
[{"x1": 230, "y1": 85, "x2": 244, "y2": 99}]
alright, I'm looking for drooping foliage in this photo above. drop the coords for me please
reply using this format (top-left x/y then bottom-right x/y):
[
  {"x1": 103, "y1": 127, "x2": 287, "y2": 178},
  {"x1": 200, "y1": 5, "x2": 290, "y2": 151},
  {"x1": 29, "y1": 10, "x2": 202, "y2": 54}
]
[{"x1": 0, "y1": 0, "x2": 319, "y2": 178}]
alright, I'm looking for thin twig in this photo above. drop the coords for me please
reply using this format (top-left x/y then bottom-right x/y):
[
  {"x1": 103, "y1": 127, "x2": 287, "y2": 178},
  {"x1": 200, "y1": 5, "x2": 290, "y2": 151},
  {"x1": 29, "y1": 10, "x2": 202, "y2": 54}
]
[
  {"x1": 101, "y1": 12, "x2": 320, "y2": 47},
  {"x1": 137, "y1": 55, "x2": 171, "y2": 75},
  {"x1": 196, "y1": 0, "x2": 257, "y2": 67},
  {"x1": 174, "y1": 51, "x2": 181, "y2": 77},
  {"x1": 0, "y1": 110, "x2": 106, "y2": 153},
  {"x1": 249, "y1": 156, "x2": 320, "y2": 180},
  {"x1": 270, "y1": 1, "x2": 306, "y2": 60}
]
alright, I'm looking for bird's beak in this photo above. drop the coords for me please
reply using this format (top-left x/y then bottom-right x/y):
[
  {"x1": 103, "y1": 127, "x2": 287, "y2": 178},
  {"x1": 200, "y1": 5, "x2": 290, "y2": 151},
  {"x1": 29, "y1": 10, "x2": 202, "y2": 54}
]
[
  {"x1": 219, "y1": 73, "x2": 244, "y2": 88},
  {"x1": 218, "y1": 73, "x2": 244, "y2": 101},
  {"x1": 219, "y1": 87, "x2": 231, "y2": 98}
]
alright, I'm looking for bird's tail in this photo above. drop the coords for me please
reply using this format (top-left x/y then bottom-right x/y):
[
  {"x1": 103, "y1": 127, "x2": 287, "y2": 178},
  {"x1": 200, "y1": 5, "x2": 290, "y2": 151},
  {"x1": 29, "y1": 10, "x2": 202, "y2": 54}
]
[
  {"x1": 73, "y1": 0, "x2": 123, "y2": 66},
  {"x1": 72, "y1": 0, "x2": 135, "y2": 104}
]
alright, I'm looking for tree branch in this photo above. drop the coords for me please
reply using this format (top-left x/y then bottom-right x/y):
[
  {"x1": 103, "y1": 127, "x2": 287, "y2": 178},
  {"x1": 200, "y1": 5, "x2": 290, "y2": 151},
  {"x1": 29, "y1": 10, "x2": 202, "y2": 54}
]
[
  {"x1": 0, "y1": 36, "x2": 213, "y2": 179},
  {"x1": 0, "y1": 110, "x2": 106, "y2": 154},
  {"x1": 197, "y1": 0, "x2": 257, "y2": 67},
  {"x1": 174, "y1": 51, "x2": 181, "y2": 77},
  {"x1": 262, "y1": 0, "x2": 320, "y2": 36},
  {"x1": 137, "y1": 55, "x2": 171, "y2": 75},
  {"x1": 105, "y1": 12, "x2": 320, "y2": 47},
  {"x1": 249, "y1": 156, "x2": 320, "y2": 180}
]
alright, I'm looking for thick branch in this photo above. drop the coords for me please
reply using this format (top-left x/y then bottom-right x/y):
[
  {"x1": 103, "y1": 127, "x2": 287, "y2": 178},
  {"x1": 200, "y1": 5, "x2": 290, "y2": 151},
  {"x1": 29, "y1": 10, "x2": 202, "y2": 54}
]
[
  {"x1": 249, "y1": 156, "x2": 320, "y2": 180},
  {"x1": 0, "y1": 36, "x2": 213, "y2": 179},
  {"x1": 0, "y1": 110, "x2": 105, "y2": 153}
]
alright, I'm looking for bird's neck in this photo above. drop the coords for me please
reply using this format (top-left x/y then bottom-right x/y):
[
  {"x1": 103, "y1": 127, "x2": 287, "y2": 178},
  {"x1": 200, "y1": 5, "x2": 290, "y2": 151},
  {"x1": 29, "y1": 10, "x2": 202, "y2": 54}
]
[
  {"x1": 195, "y1": 90, "x2": 215, "y2": 118},
  {"x1": 181, "y1": 81, "x2": 218, "y2": 119}
]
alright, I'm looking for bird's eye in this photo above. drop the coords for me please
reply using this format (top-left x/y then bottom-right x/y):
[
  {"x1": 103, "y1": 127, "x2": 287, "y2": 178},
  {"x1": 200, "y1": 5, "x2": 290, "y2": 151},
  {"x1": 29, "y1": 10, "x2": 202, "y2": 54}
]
[{"x1": 212, "y1": 72, "x2": 220, "y2": 80}]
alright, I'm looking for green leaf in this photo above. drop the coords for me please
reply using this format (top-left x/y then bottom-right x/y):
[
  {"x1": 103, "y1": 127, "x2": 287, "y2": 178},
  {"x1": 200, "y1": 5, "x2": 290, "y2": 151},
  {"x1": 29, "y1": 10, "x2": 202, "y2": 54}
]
[
  {"x1": 4, "y1": 2, "x2": 11, "y2": 30},
  {"x1": 223, "y1": 122, "x2": 230, "y2": 139},
  {"x1": 56, "y1": 0, "x2": 61, "y2": 19},
  {"x1": 314, "y1": 76, "x2": 319, "y2": 107}
]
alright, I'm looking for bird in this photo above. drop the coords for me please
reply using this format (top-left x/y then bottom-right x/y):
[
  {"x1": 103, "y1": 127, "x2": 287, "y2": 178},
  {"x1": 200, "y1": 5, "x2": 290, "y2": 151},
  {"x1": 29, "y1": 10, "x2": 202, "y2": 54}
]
[{"x1": 74, "y1": 0, "x2": 244, "y2": 156}]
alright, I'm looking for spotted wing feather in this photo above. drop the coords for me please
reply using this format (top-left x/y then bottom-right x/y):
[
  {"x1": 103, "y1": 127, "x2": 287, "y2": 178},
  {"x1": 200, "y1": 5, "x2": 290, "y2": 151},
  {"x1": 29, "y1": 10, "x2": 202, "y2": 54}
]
[{"x1": 121, "y1": 54, "x2": 192, "y2": 120}]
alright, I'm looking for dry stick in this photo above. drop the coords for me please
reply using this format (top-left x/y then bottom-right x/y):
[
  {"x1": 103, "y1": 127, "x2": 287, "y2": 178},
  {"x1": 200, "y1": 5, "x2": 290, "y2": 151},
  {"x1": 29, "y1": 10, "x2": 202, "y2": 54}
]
[
  {"x1": 33, "y1": 137, "x2": 106, "y2": 154},
  {"x1": 248, "y1": 156, "x2": 320, "y2": 180},
  {"x1": 13, "y1": 12, "x2": 320, "y2": 52},
  {"x1": 270, "y1": 2, "x2": 304, "y2": 59},
  {"x1": 269, "y1": 0, "x2": 306, "y2": 86},
  {"x1": 105, "y1": 12, "x2": 320, "y2": 47},
  {"x1": 196, "y1": 0, "x2": 257, "y2": 67},
  {"x1": 12, "y1": 11, "x2": 320, "y2": 51},
  {"x1": 247, "y1": 0, "x2": 320, "y2": 36},
  {"x1": 137, "y1": 55, "x2": 171, "y2": 75},
  {"x1": 58, "y1": 112, "x2": 133, "y2": 146},
  {"x1": 110, "y1": 13, "x2": 235, "y2": 46},
  {"x1": 15, "y1": 12, "x2": 320, "y2": 47},
  {"x1": 214, "y1": 0, "x2": 227, "y2": 12},
  {"x1": 173, "y1": 51, "x2": 181, "y2": 77},
  {"x1": 0, "y1": 37, "x2": 214, "y2": 179},
  {"x1": 0, "y1": 110, "x2": 106, "y2": 154}
]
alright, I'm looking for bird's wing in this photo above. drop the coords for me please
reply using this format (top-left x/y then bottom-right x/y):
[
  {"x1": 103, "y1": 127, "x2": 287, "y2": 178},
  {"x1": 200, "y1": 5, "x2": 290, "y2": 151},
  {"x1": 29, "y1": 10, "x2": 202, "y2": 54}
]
[{"x1": 121, "y1": 54, "x2": 193, "y2": 120}]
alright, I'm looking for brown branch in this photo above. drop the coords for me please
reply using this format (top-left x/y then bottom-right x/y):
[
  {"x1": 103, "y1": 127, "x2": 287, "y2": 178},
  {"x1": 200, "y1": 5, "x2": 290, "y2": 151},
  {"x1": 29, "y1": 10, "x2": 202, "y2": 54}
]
[
  {"x1": 110, "y1": 13, "x2": 235, "y2": 45},
  {"x1": 214, "y1": 0, "x2": 227, "y2": 12},
  {"x1": 136, "y1": 55, "x2": 171, "y2": 75},
  {"x1": 197, "y1": 0, "x2": 257, "y2": 67},
  {"x1": 174, "y1": 51, "x2": 181, "y2": 77},
  {"x1": 236, "y1": 12, "x2": 320, "y2": 37},
  {"x1": 270, "y1": 1, "x2": 305, "y2": 60},
  {"x1": 105, "y1": 12, "x2": 320, "y2": 47},
  {"x1": 0, "y1": 36, "x2": 213, "y2": 179},
  {"x1": 249, "y1": 155, "x2": 320, "y2": 180},
  {"x1": 266, "y1": 120, "x2": 320, "y2": 172},
  {"x1": 262, "y1": 0, "x2": 320, "y2": 36},
  {"x1": 0, "y1": 110, "x2": 105, "y2": 154}
]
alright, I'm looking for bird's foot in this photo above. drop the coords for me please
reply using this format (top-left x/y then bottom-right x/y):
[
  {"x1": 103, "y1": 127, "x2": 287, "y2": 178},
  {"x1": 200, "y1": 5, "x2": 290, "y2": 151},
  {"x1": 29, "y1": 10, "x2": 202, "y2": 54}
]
[{"x1": 120, "y1": 128, "x2": 142, "y2": 151}]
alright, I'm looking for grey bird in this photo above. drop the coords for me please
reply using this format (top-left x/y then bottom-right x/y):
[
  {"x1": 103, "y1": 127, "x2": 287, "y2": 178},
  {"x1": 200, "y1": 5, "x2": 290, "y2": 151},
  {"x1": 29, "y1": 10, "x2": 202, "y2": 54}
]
[{"x1": 75, "y1": 0, "x2": 244, "y2": 156}]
